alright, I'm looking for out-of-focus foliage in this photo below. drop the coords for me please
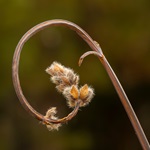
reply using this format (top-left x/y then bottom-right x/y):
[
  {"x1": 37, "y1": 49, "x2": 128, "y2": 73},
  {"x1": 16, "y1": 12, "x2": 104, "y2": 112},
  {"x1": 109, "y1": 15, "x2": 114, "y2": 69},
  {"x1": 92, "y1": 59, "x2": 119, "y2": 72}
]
[{"x1": 0, "y1": 0, "x2": 150, "y2": 150}]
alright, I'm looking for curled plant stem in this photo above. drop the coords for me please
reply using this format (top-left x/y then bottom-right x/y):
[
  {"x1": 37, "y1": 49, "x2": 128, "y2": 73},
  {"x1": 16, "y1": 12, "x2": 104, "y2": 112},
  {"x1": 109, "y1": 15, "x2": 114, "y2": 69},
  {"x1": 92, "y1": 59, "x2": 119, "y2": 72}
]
[
  {"x1": 44, "y1": 101, "x2": 81, "y2": 124},
  {"x1": 12, "y1": 19, "x2": 95, "y2": 129},
  {"x1": 79, "y1": 50, "x2": 150, "y2": 150},
  {"x1": 12, "y1": 19, "x2": 150, "y2": 149},
  {"x1": 79, "y1": 51, "x2": 102, "y2": 66}
]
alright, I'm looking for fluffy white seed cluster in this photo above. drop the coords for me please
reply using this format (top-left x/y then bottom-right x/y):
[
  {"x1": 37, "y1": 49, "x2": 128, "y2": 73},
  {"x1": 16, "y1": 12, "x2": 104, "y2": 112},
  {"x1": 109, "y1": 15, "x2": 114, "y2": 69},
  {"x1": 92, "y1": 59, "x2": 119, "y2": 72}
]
[
  {"x1": 63, "y1": 84, "x2": 94, "y2": 107},
  {"x1": 44, "y1": 62, "x2": 94, "y2": 131}
]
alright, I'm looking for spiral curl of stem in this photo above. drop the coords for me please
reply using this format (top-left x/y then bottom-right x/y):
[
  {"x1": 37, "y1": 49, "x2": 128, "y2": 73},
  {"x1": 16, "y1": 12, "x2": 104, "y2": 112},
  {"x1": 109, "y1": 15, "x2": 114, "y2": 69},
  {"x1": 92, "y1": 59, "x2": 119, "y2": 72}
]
[{"x1": 12, "y1": 19, "x2": 150, "y2": 149}]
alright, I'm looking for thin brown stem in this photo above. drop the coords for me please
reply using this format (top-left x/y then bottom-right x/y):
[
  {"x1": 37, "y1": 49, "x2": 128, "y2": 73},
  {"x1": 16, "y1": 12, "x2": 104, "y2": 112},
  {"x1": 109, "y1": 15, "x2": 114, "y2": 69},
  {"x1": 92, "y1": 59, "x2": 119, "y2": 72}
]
[
  {"x1": 79, "y1": 50, "x2": 150, "y2": 150},
  {"x1": 100, "y1": 56, "x2": 150, "y2": 150}
]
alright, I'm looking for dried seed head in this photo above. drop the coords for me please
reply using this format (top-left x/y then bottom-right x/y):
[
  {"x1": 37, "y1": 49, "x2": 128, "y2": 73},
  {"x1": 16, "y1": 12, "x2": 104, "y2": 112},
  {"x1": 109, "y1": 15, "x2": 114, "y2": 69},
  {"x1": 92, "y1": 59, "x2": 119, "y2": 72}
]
[
  {"x1": 63, "y1": 86, "x2": 79, "y2": 108},
  {"x1": 53, "y1": 63, "x2": 64, "y2": 73},
  {"x1": 63, "y1": 87, "x2": 72, "y2": 102},
  {"x1": 79, "y1": 84, "x2": 89, "y2": 100},
  {"x1": 45, "y1": 107, "x2": 57, "y2": 118},
  {"x1": 46, "y1": 62, "x2": 65, "y2": 76},
  {"x1": 66, "y1": 69, "x2": 79, "y2": 85},
  {"x1": 45, "y1": 107, "x2": 61, "y2": 131},
  {"x1": 56, "y1": 84, "x2": 66, "y2": 92},
  {"x1": 46, "y1": 62, "x2": 79, "y2": 93},
  {"x1": 70, "y1": 85, "x2": 79, "y2": 99},
  {"x1": 51, "y1": 76, "x2": 62, "y2": 85},
  {"x1": 79, "y1": 85, "x2": 94, "y2": 107},
  {"x1": 45, "y1": 61, "x2": 95, "y2": 130},
  {"x1": 61, "y1": 76, "x2": 70, "y2": 85}
]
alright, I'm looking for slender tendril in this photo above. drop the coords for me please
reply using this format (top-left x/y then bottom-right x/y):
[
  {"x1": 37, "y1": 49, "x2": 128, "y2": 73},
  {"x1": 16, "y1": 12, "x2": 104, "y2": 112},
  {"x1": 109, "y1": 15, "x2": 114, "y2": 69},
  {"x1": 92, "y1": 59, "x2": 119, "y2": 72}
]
[{"x1": 12, "y1": 19, "x2": 150, "y2": 149}]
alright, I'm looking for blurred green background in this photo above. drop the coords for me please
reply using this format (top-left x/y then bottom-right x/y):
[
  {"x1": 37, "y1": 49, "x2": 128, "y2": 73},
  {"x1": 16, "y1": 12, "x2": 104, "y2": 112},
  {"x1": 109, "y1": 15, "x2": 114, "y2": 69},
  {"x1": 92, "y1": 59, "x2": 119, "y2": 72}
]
[{"x1": 0, "y1": 0, "x2": 150, "y2": 150}]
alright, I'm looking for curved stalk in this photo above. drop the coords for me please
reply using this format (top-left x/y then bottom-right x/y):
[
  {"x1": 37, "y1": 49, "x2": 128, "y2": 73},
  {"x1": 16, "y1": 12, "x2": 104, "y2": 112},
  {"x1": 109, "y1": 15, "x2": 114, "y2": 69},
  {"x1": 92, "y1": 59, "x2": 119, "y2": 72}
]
[
  {"x1": 100, "y1": 55, "x2": 150, "y2": 150},
  {"x1": 12, "y1": 19, "x2": 150, "y2": 149},
  {"x1": 80, "y1": 50, "x2": 150, "y2": 150}
]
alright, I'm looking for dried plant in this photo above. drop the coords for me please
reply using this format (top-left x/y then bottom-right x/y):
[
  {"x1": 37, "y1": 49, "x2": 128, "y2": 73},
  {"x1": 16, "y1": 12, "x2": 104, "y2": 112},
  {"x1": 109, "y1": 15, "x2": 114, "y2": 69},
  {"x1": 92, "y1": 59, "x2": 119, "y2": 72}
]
[
  {"x1": 12, "y1": 19, "x2": 150, "y2": 149},
  {"x1": 44, "y1": 61, "x2": 94, "y2": 130}
]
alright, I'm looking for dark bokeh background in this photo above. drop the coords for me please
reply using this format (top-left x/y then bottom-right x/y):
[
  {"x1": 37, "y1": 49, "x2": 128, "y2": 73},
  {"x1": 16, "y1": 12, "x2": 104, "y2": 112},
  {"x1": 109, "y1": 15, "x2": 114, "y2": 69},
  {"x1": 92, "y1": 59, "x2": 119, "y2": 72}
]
[{"x1": 1, "y1": 0, "x2": 150, "y2": 150}]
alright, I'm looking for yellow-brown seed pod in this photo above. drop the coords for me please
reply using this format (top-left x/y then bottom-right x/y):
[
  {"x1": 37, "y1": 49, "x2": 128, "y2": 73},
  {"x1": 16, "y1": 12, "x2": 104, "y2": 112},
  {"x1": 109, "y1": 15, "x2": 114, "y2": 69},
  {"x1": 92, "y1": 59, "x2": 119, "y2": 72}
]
[
  {"x1": 70, "y1": 85, "x2": 79, "y2": 99},
  {"x1": 79, "y1": 84, "x2": 89, "y2": 100},
  {"x1": 53, "y1": 63, "x2": 64, "y2": 73}
]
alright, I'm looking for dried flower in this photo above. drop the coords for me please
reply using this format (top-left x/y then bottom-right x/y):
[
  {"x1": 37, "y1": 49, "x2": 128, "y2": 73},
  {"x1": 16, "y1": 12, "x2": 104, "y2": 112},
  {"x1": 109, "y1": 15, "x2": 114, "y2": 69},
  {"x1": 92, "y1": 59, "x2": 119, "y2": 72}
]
[
  {"x1": 63, "y1": 84, "x2": 94, "y2": 108},
  {"x1": 46, "y1": 62, "x2": 94, "y2": 108},
  {"x1": 45, "y1": 62, "x2": 94, "y2": 130},
  {"x1": 46, "y1": 62, "x2": 79, "y2": 92},
  {"x1": 46, "y1": 62, "x2": 65, "y2": 76},
  {"x1": 63, "y1": 85, "x2": 79, "y2": 107},
  {"x1": 80, "y1": 84, "x2": 89, "y2": 100},
  {"x1": 79, "y1": 85, "x2": 94, "y2": 107},
  {"x1": 13, "y1": 19, "x2": 149, "y2": 148},
  {"x1": 44, "y1": 107, "x2": 61, "y2": 131},
  {"x1": 70, "y1": 85, "x2": 79, "y2": 99}
]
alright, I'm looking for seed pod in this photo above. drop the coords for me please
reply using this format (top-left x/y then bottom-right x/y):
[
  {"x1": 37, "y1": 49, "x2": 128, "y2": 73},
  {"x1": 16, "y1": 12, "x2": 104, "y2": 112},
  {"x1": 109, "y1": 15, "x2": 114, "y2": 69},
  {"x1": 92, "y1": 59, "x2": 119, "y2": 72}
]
[
  {"x1": 79, "y1": 85, "x2": 94, "y2": 107},
  {"x1": 45, "y1": 107, "x2": 61, "y2": 131}
]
